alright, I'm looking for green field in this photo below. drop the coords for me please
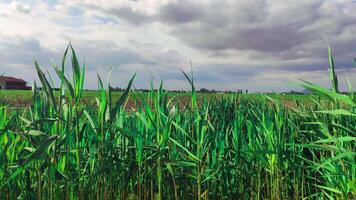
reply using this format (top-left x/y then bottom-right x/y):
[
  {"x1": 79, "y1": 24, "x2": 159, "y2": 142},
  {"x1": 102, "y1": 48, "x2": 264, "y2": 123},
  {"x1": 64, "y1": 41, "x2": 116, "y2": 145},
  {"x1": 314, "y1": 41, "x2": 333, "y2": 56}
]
[
  {"x1": 0, "y1": 89, "x2": 316, "y2": 108},
  {"x1": 0, "y1": 46, "x2": 355, "y2": 199}
]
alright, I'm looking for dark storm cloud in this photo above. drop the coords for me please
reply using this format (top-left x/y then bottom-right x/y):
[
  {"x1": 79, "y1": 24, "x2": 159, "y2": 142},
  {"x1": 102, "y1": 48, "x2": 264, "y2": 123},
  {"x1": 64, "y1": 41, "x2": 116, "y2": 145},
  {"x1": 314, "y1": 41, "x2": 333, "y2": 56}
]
[
  {"x1": 0, "y1": 37, "x2": 59, "y2": 84},
  {"x1": 0, "y1": 37, "x2": 57, "y2": 68},
  {"x1": 0, "y1": 37, "x2": 180, "y2": 85},
  {"x1": 158, "y1": 1, "x2": 202, "y2": 23},
  {"x1": 160, "y1": 63, "x2": 263, "y2": 83},
  {"x1": 88, "y1": 0, "x2": 356, "y2": 62},
  {"x1": 280, "y1": 57, "x2": 356, "y2": 73},
  {"x1": 195, "y1": 64, "x2": 262, "y2": 81},
  {"x1": 157, "y1": 0, "x2": 353, "y2": 55},
  {"x1": 169, "y1": 25, "x2": 307, "y2": 53},
  {"x1": 64, "y1": 40, "x2": 159, "y2": 70},
  {"x1": 0, "y1": 38, "x2": 153, "y2": 71}
]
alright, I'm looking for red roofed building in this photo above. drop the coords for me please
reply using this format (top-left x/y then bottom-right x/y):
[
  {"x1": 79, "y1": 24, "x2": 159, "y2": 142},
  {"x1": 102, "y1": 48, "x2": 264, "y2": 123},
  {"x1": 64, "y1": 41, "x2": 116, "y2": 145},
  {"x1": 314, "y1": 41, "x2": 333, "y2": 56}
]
[{"x1": 0, "y1": 76, "x2": 31, "y2": 90}]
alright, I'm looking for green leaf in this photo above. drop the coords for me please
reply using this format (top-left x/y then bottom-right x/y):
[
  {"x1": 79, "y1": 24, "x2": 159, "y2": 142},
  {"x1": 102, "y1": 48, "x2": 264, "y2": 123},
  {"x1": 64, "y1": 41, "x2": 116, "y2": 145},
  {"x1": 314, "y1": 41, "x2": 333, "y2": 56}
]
[
  {"x1": 35, "y1": 61, "x2": 57, "y2": 111},
  {"x1": 84, "y1": 110, "x2": 98, "y2": 135},
  {"x1": 24, "y1": 135, "x2": 58, "y2": 165},
  {"x1": 316, "y1": 109, "x2": 356, "y2": 116},
  {"x1": 313, "y1": 136, "x2": 356, "y2": 144},
  {"x1": 26, "y1": 130, "x2": 48, "y2": 137},
  {"x1": 316, "y1": 151, "x2": 356, "y2": 170},
  {"x1": 0, "y1": 135, "x2": 58, "y2": 188},
  {"x1": 315, "y1": 184, "x2": 342, "y2": 194},
  {"x1": 53, "y1": 64, "x2": 74, "y2": 98},
  {"x1": 111, "y1": 73, "x2": 136, "y2": 118},
  {"x1": 169, "y1": 137, "x2": 200, "y2": 162},
  {"x1": 327, "y1": 46, "x2": 339, "y2": 93},
  {"x1": 300, "y1": 80, "x2": 355, "y2": 106}
]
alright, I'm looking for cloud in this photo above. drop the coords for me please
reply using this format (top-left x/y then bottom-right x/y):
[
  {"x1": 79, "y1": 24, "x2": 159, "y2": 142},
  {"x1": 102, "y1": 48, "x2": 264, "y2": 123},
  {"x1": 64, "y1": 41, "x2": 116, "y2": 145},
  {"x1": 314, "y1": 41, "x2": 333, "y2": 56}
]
[
  {"x1": 158, "y1": 1, "x2": 202, "y2": 23},
  {"x1": 8, "y1": 1, "x2": 32, "y2": 14},
  {"x1": 0, "y1": 36, "x2": 59, "y2": 84},
  {"x1": 107, "y1": 6, "x2": 154, "y2": 25},
  {"x1": 156, "y1": 0, "x2": 356, "y2": 58},
  {"x1": 0, "y1": 0, "x2": 355, "y2": 92},
  {"x1": 0, "y1": 36, "x2": 57, "y2": 66},
  {"x1": 80, "y1": 0, "x2": 356, "y2": 61}
]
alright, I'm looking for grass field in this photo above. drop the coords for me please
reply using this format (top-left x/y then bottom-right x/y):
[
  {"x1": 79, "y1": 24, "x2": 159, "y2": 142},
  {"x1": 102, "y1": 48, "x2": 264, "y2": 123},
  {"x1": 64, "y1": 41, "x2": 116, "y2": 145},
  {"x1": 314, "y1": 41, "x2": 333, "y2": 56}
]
[
  {"x1": 0, "y1": 89, "x2": 316, "y2": 108},
  {"x1": 0, "y1": 45, "x2": 355, "y2": 199}
]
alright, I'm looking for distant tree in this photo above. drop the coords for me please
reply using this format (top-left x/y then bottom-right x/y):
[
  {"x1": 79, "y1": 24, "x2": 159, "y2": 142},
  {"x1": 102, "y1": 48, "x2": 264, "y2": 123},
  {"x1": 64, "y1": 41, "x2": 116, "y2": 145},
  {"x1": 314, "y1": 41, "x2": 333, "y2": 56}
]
[{"x1": 199, "y1": 88, "x2": 210, "y2": 93}]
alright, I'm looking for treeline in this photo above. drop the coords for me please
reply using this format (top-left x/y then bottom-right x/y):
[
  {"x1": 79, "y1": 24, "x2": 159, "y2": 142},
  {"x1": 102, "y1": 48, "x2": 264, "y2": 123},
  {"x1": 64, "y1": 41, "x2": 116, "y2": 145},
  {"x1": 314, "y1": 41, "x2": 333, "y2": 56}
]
[{"x1": 109, "y1": 86, "x2": 249, "y2": 94}]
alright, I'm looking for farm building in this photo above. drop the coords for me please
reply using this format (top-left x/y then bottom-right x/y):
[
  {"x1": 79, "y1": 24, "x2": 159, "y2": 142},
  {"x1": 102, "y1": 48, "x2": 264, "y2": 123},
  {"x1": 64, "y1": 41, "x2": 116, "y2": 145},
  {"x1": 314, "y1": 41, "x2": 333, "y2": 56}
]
[{"x1": 0, "y1": 76, "x2": 31, "y2": 90}]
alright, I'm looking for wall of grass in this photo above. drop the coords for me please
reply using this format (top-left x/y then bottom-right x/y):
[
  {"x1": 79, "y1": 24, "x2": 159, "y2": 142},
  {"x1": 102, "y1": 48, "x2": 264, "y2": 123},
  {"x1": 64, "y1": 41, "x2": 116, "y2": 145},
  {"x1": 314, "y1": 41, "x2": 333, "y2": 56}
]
[{"x1": 0, "y1": 45, "x2": 355, "y2": 199}]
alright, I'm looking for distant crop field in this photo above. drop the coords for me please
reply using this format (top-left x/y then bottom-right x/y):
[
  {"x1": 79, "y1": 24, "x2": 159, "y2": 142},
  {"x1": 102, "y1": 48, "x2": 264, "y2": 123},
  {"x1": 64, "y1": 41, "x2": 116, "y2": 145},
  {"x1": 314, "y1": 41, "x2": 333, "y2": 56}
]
[{"x1": 0, "y1": 89, "x2": 316, "y2": 108}]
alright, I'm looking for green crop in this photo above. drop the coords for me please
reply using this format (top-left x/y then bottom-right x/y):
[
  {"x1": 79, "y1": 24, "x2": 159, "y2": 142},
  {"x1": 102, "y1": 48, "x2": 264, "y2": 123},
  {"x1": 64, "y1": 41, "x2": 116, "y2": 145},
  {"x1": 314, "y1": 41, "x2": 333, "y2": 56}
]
[{"x1": 0, "y1": 44, "x2": 355, "y2": 199}]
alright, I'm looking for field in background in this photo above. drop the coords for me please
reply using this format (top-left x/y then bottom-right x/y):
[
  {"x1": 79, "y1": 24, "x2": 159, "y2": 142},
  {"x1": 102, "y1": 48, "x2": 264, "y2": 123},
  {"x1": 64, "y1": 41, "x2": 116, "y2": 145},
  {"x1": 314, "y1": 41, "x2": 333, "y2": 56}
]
[{"x1": 0, "y1": 89, "x2": 316, "y2": 108}]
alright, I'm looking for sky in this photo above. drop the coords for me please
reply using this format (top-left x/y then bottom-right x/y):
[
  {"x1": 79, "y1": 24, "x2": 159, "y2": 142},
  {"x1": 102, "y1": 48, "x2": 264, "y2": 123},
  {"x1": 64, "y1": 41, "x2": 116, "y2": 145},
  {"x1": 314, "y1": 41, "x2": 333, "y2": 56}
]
[{"x1": 0, "y1": 0, "x2": 355, "y2": 92}]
